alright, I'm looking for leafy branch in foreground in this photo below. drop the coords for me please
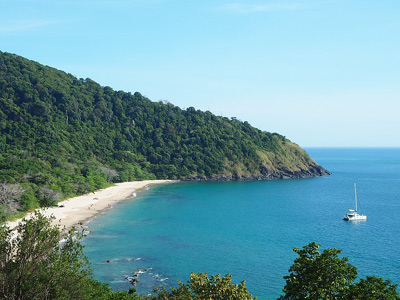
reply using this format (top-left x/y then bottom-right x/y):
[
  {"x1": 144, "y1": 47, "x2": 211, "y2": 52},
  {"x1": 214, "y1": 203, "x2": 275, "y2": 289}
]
[
  {"x1": 0, "y1": 212, "x2": 139, "y2": 300},
  {"x1": 279, "y1": 242, "x2": 399, "y2": 300},
  {"x1": 0, "y1": 211, "x2": 92, "y2": 299},
  {"x1": 150, "y1": 272, "x2": 256, "y2": 300}
]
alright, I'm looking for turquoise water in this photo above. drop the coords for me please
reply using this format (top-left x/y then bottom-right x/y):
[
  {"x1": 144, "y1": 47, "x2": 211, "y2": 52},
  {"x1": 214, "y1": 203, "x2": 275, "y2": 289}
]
[{"x1": 83, "y1": 148, "x2": 400, "y2": 299}]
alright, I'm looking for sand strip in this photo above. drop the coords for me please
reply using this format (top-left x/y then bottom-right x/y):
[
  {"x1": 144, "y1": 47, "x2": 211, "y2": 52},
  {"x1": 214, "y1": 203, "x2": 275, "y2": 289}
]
[{"x1": 6, "y1": 180, "x2": 175, "y2": 231}]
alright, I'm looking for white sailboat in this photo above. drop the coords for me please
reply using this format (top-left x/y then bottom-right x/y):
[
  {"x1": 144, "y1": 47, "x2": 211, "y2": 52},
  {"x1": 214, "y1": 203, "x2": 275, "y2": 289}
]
[{"x1": 343, "y1": 183, "x2": 367, "y2": 221}]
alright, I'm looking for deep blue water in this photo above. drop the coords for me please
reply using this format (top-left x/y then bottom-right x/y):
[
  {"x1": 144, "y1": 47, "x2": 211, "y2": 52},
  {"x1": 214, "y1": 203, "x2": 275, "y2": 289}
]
[{"x1": 83, "y1": 148, "x2": 400, "y2": 299}]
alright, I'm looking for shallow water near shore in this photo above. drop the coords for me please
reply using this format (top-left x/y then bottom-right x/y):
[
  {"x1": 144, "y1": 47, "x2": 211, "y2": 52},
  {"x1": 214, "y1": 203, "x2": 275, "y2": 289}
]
[{"x1": 83, "y1": 148, "x2": 400, "y2": 299}]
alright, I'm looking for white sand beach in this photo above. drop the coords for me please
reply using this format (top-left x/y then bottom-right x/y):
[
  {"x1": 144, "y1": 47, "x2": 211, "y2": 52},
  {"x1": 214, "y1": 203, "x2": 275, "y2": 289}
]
[{"x1": 6, "y1": 180, "x2": 174, "y2": 231}]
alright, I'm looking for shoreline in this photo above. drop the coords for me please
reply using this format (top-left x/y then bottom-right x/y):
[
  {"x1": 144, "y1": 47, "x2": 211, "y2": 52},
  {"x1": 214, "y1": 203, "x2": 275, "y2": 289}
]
[{"x1": 6, "y1": 180, "x2": 175, "y2": 231}]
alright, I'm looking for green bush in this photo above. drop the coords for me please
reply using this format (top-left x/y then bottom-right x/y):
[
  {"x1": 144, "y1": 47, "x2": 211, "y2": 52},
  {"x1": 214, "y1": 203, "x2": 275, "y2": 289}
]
[{"x1": 279, "y1": 242, "x2": 399, "y2": 300}]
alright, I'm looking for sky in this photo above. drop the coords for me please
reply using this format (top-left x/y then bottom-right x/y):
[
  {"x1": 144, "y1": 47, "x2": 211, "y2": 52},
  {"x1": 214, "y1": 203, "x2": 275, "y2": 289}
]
[{"x1": 1, "y1": 0, "x2": 399, "y2": 147}]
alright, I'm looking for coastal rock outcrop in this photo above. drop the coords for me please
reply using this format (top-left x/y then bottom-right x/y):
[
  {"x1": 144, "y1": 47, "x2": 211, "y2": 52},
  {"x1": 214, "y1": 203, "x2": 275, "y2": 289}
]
[{"x1": 183, "y1": 164, "x2": 330, "y2": 182}]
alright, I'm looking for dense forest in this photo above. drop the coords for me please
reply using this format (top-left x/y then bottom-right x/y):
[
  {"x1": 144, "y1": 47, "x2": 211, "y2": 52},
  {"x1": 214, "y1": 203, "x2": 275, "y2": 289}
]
[{"x1": 0, "y1": 51, "x2": 329, "y2": 220}]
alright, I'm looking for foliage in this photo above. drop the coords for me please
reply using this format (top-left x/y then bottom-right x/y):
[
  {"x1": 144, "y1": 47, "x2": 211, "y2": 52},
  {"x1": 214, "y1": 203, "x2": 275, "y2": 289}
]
[
  {"x1": 0, "y1": 182, "x2": 25, "y2": 220},
  {"x1": 345, "y1": 276, "x2": 400, "y2": 300},
  {"x1": 0, "y1": 211, "x2": 144, "y2": 300},
  {"x1": 280, "y1": 242, "x2": 399, "y2": 300},
  {"x1": 0, "y1": 211, "x2": 91, "y2": 299},
  {"x1": 0, "y1": 213, "x2": 255, "y2": 299},
  {"x1": 0, "y1": 51, "x2": 327, "y2": 219},
  {"x1": 38, "y1": 186, "x2": 62, "y2": 207},
  {"x1": 150, "y1": 272, "x2": 256, "y2": 300},
  {"x1": 84, "y1": 278, "x2": 141, "y2": 300}
]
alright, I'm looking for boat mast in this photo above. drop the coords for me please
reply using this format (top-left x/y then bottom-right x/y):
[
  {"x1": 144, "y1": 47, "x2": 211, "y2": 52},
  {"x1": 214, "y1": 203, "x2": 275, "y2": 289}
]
[{"x1": 354, "y1": 183, "x2": 358, "y2": 212}]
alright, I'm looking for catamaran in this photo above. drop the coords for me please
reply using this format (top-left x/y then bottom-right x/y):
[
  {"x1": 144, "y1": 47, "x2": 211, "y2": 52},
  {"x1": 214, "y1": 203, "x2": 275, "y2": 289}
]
[{"x1": 343, "y1": 183, "x2": 367, "y2": 221}]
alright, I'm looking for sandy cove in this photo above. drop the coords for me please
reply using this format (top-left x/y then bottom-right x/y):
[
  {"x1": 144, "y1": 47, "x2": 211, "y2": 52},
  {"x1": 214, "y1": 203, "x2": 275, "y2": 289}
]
[{"x1": 6, "y1": 180, "x2": 175, "y2": 231}]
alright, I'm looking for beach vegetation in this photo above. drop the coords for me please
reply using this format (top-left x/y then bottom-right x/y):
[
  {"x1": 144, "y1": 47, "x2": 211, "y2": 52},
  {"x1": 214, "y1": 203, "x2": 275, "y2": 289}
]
[
  {"x1": 0, "y1": 182, "x2": 25, "y2": 221},
  {"x1": 38, "y1": 186, "x2": 62, "y2": 207}
]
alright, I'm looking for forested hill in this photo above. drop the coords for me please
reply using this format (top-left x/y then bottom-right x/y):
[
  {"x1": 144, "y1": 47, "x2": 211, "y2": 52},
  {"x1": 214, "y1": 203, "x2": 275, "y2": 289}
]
[{"x1": 0, "y1": 51, "x2": 329, "y2": 217}]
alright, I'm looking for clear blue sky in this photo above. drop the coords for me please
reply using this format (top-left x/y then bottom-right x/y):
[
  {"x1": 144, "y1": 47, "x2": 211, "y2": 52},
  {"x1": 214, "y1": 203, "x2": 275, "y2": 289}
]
[{"x1": 1, "y1": 0, "x2": 399, "y2": 147}]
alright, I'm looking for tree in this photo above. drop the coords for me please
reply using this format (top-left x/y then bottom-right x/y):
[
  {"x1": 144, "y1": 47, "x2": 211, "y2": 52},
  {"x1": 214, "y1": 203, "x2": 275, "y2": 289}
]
[
  {"x1": 84, "y1": 278, "x2": 141, "y2": 300},
  {"x1": 38, "y1": 186, "x2": 61, "y2": 207},
  {"x1": 345, "y1": 276, "x2": 400, "y2": 300},
  {"x1": 280, "y1": 242, "x2": 399, "y2": 300},
  {"x1": 98, "y1": 166, "x2": 119, "y2": 183},
  {"x1": 0, "y1": 211, "x2": 91, "y2": 299},
  {"x1": 0, "y1": 211, "x2": 145, "y2": 300},
  {"x1": 150, "y1": 272, "x2": 256, "y2": 300},
  {"x1": 280, "y1": 242, "x2": 357, "y2": 299},
  {"x1": 0, "y1": 182, "x2": 25, "y2": 220}
]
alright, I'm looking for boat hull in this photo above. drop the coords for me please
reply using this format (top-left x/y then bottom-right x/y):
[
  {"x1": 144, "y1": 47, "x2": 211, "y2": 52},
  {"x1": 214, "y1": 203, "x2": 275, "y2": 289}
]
[{"x1": 343, "y1": 213, "x2": 367, "y2": 221}]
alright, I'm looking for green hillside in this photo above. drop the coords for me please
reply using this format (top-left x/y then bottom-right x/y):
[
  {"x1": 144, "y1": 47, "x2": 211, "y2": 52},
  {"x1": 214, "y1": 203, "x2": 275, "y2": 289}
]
[{"x1": 0, "y1": 51, "x2": 329, "y2": 219}]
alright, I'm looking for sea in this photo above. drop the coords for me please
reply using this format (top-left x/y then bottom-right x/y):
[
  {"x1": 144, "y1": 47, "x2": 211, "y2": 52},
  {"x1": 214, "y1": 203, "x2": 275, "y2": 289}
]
[{"x1": 82, "y1": 148, "x2": 400, "y2": 299}]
